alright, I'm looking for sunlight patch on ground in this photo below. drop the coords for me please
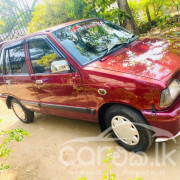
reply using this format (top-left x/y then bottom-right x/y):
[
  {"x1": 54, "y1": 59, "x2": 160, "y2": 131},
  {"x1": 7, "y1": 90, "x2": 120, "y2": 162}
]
[{"x1": 0, "y1": 100, "x2": 19, "y2": 131}]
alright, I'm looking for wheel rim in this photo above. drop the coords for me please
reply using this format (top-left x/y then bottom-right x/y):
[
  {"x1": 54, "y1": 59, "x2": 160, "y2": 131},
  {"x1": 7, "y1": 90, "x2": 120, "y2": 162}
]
[
  {"x1": 111, "y1": 116, "x2": 140, "y2": 145},
  {"x1": 12, "y1": 103, "x2": 26, "y2": 120}
]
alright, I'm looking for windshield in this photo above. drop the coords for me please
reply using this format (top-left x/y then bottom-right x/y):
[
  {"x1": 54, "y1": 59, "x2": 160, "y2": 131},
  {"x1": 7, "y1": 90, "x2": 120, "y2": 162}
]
[{"x1": 52, "y1": 19, "x2": 137, "y2": 65}]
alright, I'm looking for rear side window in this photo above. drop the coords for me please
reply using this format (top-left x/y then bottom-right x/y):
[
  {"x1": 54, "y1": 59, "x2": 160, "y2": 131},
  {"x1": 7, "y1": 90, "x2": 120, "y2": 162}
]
[
  {"x1": 0, "y1": 49, "x2": 3, "y2": 74},
  {"x1": 5, "y1": 45, "x2": 28, "y2": 74},
  {"x1": 5, "y1": 50, "x2": 12, "y2": 74},
  {"x1": 28, "y1": 39, "x2": 65, "y2": 74}
]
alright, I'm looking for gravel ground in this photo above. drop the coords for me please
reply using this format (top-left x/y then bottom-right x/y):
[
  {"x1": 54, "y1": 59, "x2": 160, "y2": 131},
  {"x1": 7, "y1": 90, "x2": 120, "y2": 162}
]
[{"x1": 0, "y1": 100, "x2": 180, "y2": 180}]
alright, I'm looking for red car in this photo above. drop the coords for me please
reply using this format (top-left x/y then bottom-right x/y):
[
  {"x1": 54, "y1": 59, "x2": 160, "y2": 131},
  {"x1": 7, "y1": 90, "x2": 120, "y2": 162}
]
[{"x1": 0, "y1": 18, "x2": 179, "y2": 152}]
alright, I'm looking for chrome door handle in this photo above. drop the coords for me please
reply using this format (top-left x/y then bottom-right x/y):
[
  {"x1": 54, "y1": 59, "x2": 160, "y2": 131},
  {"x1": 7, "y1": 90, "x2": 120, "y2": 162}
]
[
  {"x1": 35, "y1": 80, "x2": 43, "y2": 85},
  {"x1": 6, "y1": 80, "x2": 11, "y2": 85}
]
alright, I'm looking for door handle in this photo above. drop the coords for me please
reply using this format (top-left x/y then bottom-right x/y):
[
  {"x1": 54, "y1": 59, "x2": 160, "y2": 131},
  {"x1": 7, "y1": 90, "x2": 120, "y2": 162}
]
[
  {"x1": 35, "y1": 80, "x2": 43, "y2": 85},
  {"x1": 6, "y1": 80, "x2": 11, "y2": 85}
]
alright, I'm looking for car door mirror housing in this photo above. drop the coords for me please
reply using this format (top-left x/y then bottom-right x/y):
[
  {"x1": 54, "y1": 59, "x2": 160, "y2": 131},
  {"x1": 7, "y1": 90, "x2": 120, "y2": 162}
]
[{"x1": 51, "y1": 60, "x2": 70, "y2": 73}]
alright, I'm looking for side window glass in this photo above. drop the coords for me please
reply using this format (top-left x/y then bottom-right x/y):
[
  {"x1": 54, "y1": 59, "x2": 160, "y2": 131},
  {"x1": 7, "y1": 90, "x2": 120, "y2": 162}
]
[
  {"x1": 0, "y1": 49, "x2": 4, "y2": 74},
  {"x1": 28, "y1": 39, "x2": 70, "y2": 74},
  {"x1": 8, "y1": 45, "x2": 28, "y2": 74},
  {"x1": 5, "y1": 49, "x2": 12, "y2": 74}
]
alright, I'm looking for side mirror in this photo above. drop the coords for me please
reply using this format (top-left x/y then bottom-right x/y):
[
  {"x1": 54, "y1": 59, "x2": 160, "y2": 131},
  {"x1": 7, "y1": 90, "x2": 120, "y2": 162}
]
[{"x1": 51, "y1": 60, "x2": 70, "y2": 73}]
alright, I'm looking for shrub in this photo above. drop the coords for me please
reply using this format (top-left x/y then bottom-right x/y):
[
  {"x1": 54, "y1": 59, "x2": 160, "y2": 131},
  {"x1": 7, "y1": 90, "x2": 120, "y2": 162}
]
[{"x1": 0, "y1": 119, "x2": 29, "y2": 170}]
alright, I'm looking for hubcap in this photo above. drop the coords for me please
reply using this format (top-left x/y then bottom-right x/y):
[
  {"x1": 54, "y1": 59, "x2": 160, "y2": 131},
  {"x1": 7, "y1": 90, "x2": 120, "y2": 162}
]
[
  {"x1": 111, "y1": 116, "x2": 140, "y2": 145},
  {"x1": 13, "y1": 103, "x2": 26, "y2": 120}
]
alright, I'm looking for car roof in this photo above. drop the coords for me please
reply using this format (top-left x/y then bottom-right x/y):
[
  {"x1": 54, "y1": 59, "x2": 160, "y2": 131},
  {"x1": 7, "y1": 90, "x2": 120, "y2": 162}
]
[
  {"x1": 0, "y1": 18, "x2": 97, "y2": 47},
  {"x1": 0, "y1": 41, "x2": 6, "y2": 48},
  {"x1": 44, "y1": 18, "x2": 95, "y2": 32}
]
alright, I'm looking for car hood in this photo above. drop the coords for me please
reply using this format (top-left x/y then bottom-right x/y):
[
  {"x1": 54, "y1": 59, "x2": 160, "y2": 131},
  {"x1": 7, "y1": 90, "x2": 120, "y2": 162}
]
[{"x1": 86, "y1": 38, "x2": 180, "y2": 82}]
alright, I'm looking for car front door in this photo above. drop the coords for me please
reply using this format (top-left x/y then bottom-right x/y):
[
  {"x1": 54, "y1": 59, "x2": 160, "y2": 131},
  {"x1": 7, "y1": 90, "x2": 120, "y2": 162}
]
[{"x1": 26, "y1": 36, "x2": 95, "y2": 121}]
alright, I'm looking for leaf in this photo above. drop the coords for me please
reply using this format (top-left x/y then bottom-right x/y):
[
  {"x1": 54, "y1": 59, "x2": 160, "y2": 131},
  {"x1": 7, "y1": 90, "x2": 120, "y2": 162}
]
[
  {"x1": 0, "y1": 163, "x2": 10, "y2": 170},
  {"x1": 16, "y1": 135, "x2": 24, "y2": 142},
  {"x1": 0, "y1": 126, "x2": 29, "y2": 169},
  {"x1": 108, "y1": 164, "x2": 112, "y2": 170},
  {"x1": 78, "y1": 177, "x2": 87, "y2": 180}
]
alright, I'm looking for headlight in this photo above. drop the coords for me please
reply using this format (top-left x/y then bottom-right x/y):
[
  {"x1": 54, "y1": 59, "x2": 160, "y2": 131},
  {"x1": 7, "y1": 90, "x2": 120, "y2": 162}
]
[{"x1": 160, "y1": 79, "x2": 180, "y2": 108}]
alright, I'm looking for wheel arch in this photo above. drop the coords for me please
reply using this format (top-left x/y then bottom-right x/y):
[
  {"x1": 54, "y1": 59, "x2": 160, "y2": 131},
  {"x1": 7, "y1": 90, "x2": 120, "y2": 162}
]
[
  {"x1": 98, "y1": 102, "x2": 149, "y2": 132},
  {"x1": 6, "y1": 95, "x2": 19, "y2": 109}
]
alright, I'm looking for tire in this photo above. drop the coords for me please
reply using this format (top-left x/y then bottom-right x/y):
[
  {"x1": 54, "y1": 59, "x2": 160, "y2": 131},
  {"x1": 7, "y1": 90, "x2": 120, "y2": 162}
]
[
  {"x1": 105, "y1": 104, "x2": 154, "y2": 152},
  {"x1": 11, "y1": 98, "x2": 34, "y2": 123}
]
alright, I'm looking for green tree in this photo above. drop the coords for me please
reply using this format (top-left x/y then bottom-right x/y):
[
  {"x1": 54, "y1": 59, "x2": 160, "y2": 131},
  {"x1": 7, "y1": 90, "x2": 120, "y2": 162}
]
[
  {"x1": 67, "y1": 0, "x2": 131, "y2": 26},
  {"x1": 28, "y1": 0, "x2": 72, "y2": 33},
  {"x1": 66, "y1": 0, "x2": 115, "y2": 20},
  {"x1": 29, "y1": 0, "x2": 131, "y2": 33},
  {"x1": 116, "y1": 0, "x2": 139, "y2": 34},
  {"x1": 129, "y1": 0, "x2": 179, "y2": 33},
  {"x1": 66, "y1": 0, "x2": 97, "y2": 20},
  {"x1": 0, "y1": 0, "x2": 17, "y2": 34}
]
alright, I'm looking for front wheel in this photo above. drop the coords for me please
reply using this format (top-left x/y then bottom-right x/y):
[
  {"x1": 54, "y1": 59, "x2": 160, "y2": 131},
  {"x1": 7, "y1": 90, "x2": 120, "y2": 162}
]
[
  {"x1": 105, "y1": 105, "x2": 154, "y2": 152},
  {"x1": 11, "y1": 99, "x2": 34, "y2": 123}
]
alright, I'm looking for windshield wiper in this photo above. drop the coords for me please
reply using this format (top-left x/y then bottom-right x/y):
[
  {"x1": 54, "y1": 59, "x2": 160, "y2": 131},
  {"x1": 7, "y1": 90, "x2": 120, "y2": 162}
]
[
  {"x1": 127, "y1": 34, "x2": 137, "y2": 43},
  {"x1": 98, "y1": 34, "x2": 138, "y2": 61},
  {"x1": 100, "y1": 34, "x2": 138, "y2": 60},
  {"x1": 100, "y1": 42, "x2": 129, "y2": 60}
]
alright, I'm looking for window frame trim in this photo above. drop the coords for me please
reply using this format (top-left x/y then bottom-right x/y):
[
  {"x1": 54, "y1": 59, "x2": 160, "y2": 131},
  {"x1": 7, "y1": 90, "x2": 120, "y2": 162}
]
[
  {"x1": 0, "y1": 48, "x2": 5, "y2": 75},
  {"x1": 26, "y1": 35, "x2": 75, "y2": 75},
  {"x1": 3, "y1": 41, "x2": 29, "y2": 75}
]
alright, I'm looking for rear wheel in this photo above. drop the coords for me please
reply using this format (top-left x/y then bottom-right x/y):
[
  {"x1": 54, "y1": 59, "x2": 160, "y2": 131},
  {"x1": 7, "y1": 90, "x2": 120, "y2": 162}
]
[
  {"x1": 105, "y1": 104, "x2": 154, "y2": 152},
  {"x1": 11, "y1": 99, "x2": 34, "y2": 123}
]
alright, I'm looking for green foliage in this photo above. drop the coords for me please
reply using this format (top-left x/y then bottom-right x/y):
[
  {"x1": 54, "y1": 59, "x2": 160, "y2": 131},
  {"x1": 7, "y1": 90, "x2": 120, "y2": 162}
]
[
  {"x1": 28, "y1": 0, "x2": 131, "y2": 33},
  {"x1": 1, "y1": 0, "x2": 179, "y2": 37},
  {"x1": 37, "y1": 53, "x2": 59, "y2": 67},
  {"x1": 0, "y1": 119, "x2": 29, "y2": 170},
  {"x1": 28, "y1": 0, "x2": 179, "y2": 35},
  {"x1": 67, "y1": 0, "x2": 129, "y2": 25},
  {"x1": 129, "y1": 0, "x2": 180, "y2": 33},
  {"x1": 78, "y1": 147, "x2": 143, "y2": 180},
  {"x1": 0, "y1": 0, "x2": 32, "y2": 34},
  {"x1": 129, "y1": 177, "x2": 143, "y2": 180},
  {"x1": 0, "y1": 163, "x2": 10, "y2": 170},
  {"x1": 28, "y1": 0, "x2": 72, "y2": 33},
  {"x1": 102, "y1": 147, "x2": 116, "y2": 180},
  {"x1": 78, "y1": 178, "x2": 87, "y2": 180},
  {"x1": 156, "y1": 15, "x2": 173, "y2": 29},
  {"x1": 0, "y1": 0, "x2": 17, "y2": 33},
  {"x1": 66, "y1": 0, "x2": 94, "y2": 20}
]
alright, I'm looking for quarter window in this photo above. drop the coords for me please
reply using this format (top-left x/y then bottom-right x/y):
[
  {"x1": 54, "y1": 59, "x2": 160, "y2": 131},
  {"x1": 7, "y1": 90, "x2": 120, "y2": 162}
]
[
  {"x1": 5, "y1": 45, "x2": 28, "y2": 74},
  {"x1": 28, "y1": 39, "x2": 68, "y2": 74},
  {"x1": 5, "y1": 50, "x2": 12, "y2": 74},
  {"x1": 0, "y1": 49, "x2": 4, "y2": 74}
]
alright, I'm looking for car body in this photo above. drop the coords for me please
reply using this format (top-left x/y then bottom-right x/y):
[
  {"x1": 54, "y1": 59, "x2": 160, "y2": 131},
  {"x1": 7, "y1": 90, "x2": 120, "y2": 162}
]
[{"x1": 0, "y1": 18, "x2": 179, "y2": 151}]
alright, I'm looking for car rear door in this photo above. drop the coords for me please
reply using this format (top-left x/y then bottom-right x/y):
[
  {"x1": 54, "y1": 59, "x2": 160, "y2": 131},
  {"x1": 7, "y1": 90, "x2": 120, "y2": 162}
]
[
  {"x1": 0, "y1": 48, "x2": 9, "y2": 100},
  {"x1": 3, "y1": 40, "x2": 45, "y2": 113},
  {"x1": 26, "y1": 35, "x2": 95, "y2": 121}
]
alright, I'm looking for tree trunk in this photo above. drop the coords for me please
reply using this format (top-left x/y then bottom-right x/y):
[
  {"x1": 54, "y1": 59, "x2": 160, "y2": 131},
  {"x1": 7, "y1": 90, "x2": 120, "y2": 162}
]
[
  {"x1": 146, "y1": 5, "x2": 152, "y2": 27},
  {"x1": 116, "y1": 0, "x2": 139, "y2": 35}
]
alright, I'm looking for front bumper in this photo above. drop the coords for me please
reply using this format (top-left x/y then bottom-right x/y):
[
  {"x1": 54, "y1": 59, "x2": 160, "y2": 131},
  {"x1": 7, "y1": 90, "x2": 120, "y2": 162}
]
[
  {"x1": 155, "y1": 131, "x2": 180, "y2": 142},
  {"x1": 142, "y1": 98, "x2": 180, "y2": 139}
]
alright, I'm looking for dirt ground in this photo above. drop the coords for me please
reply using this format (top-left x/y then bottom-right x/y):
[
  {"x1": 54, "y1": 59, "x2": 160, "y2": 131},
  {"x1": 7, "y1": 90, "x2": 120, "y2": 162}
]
[
  {"x1": 0, "y1": 100, "x2": 180, "y2": 180},
  {"x1": 141, "y1": 26, "x2": 180, "y2": 39}
]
